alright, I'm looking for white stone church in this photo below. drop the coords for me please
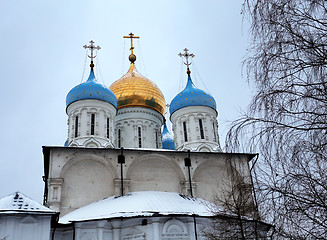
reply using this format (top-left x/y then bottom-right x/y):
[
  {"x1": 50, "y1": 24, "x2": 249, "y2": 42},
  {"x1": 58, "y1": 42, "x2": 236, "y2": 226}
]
[{"x1": 0, "y1": 36, "x2": 271, "y2": 239}]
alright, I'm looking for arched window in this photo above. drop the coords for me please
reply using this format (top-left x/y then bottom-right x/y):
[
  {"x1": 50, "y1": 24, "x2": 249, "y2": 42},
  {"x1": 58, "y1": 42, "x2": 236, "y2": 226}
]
[
  {"x1": 138, "y1": 127, "x2": 142, "y2": 148},
  {"x1": 74, "y1": 116, "x2": 79, "y2": 138},
  {"x1": 199, "y1": 119, "x2": 204, "y2": 139},
  {"x1": 118, "y1": 129, "x2": 121, "y2": 148},
  {"x1": 212, "y1": 122, "x2": 217, "y2": 142},
  {"x1": 90, "y1": 114, "x2": 95, "y2": 135},
  {"x1": 106, "y1": 117, "x2": 110, "y2": 139},
  {"x1": 183, "y1": 121, "x2": 188, "y2": 142},
  {"x1": 162, "y1": 218, "x2": 188, "y2": 240},
  {"x1": 155, "y1": 130, "x2": 159, "y2": 148}
]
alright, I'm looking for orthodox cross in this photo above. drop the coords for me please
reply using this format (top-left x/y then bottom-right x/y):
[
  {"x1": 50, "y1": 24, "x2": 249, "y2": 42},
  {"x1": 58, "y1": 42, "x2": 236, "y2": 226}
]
[
  {"x1": 123, "y1": 32, "x2": 140, "y2": 55},
  {"x1": 164, "y1": 103, "x2": 170, "y2": 116},
  {"x1": 178, "y1": 48, "x2": 195, "y2": 76},
  {"x1": 83, "y1": 40, "x2": 101, "y2": 59}
]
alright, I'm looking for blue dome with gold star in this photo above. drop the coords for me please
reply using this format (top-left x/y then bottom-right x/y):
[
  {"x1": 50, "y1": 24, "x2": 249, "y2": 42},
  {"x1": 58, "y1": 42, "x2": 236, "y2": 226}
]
[
  {"x1": 66, "y1": 69, "x2": 117, "y2": 108},
  {"x1": 162, "y1": 123, "x2": 175, "y2": 150},
  {"x1": 169, "y1": 75, "x2": 216, "y2": 115}
]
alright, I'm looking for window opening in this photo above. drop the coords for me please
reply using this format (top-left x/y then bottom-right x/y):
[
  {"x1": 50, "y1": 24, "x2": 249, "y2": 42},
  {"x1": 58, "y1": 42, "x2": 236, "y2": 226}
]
[
  {"x1": 107, "y1": 118, "x2": 110, "y2": 138},
  {"x1": 183, "y1": 121, "x2": 188, "y2": 142},
  {"x1": 138, "y1": 127, "x2": 142, "y2": 148},
  {"x1": 74, "y1": 116, "x2": 78, "y2": 138},
  {"x1": 155, "y1": 130, "x2": 159, "y2": 149},
  {"x1": 199, "y1": 119, "x2": 205, "y2": 139},
  {"x1": 91, "y1": 114, "x2": 95, "y2": 135},
  {"x1": 118, "y1": 129, "x2": 121, "y2": 148},
  {"x1": 213, "y1": 122, "x2": 217, "y2": 142}
]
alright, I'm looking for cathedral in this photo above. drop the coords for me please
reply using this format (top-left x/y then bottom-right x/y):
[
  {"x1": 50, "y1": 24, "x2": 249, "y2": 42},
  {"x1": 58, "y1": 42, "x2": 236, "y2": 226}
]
[{"x1": 0, "y1": 34, "x2": 271, "y2": 239}]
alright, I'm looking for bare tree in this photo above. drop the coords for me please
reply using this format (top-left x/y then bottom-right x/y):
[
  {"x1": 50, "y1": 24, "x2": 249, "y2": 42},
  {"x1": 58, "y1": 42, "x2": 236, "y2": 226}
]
[
  {"x1": 203, "y1": 160, "x2": 271, "y2": 239},
  {"x1": 226, "y1": 0, "x2": 327, "y2": 239}
]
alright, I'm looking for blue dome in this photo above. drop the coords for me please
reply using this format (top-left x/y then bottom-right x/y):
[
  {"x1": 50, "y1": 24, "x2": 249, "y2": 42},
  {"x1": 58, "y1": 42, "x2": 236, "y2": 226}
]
[
  {"x1": 66, "y1": 69, "x2": 117, "y2": 108},
  {"x1": 169, "y1": 75, "x2": 216, "y2": 115},
  {"x1": 162, "y1": 123, "x2": 175, "y2": 150}
]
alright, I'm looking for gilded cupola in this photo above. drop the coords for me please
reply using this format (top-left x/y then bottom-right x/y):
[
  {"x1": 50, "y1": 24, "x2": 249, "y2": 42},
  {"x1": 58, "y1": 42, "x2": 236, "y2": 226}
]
[{"x1": 109, "y1": 33, "x2": 165, "y2": 115}]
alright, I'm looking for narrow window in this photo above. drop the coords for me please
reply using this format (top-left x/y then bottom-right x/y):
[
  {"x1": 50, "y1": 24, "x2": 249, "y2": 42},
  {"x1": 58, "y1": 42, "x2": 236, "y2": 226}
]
[
  {"x1": 74, "y1": 116, "x2": 78, "y2": 138},
  {"x1": 155, "y1": 130, "x2": 159, "y2": 149},
  {"x1": 183, "y1": 121, "x2": 188, "y2": 142},
  {"x1": 106, "y1": 118, "x2": 110, "y2": 139},
  {"x1": 199, "y1": 119, "x2": 205, "y2": 139},
  {"x1": 118, "y1": 129, "x2": 121, "y2": 148},
  {"x1": 213, "y1": 122, "x2": 217, "y2": 142},
  {"x1": 91, "y1": 114, "x2": 95, "y2": 135},
  {"x1": 138, "y1": 127, "x2": 142, "y2": 148}
]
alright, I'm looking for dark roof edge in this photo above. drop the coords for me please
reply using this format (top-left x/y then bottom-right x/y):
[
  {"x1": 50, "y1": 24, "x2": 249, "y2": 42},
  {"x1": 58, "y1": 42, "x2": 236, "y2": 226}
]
[
  {"x1": 57, "y1": 213, "x2": 272, "y2": 230},
  {"x1": 42, "y1": 146, "x2": 257, "y2": 160}
]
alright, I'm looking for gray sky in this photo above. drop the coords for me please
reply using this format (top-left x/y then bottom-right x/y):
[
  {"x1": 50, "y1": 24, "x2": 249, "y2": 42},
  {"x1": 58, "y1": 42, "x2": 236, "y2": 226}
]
[{"x1": 0, "y1": 0, "x2": 251, "y2": 202}]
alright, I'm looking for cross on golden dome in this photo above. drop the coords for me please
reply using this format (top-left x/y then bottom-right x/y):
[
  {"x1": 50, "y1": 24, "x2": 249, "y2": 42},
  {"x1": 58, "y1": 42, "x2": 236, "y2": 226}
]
[
  {"x1": 83, "y1": 40, "x2": 101, "y2": 69},
  {"x1": 178, "y1": 48, "x2": 195, "y2": 76},
  {"x1": 123, "y1": 33, "x2": 140, "y2": 63},
  {"x1": 123, "y1": 32, "x2": 140, "y2": 55}
]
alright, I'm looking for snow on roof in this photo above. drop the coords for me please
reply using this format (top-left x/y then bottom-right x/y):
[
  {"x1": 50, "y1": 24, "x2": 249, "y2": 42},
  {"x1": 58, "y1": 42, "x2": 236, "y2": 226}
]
[
  {"x1": 59, "y1": 191, "x2": 222, "y2": 224},
  {"x1": 0, "y1": 192, "x2": 54, "y2": 214}
]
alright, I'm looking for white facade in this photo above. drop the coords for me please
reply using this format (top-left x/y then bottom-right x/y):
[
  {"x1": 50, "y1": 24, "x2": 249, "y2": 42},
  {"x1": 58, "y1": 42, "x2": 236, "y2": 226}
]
[
  {"x1": 0, "y1": 214, "x2": 52, "y2": 240},
  {"x1": 66, "y1": 99, "x2": 116, "y2": 148},
  {"x1": 44, "y1": 147, "x2": 253, "y2": 216},
  {"x1": 171, "y1": 106, "x2": 221, "y2": 152},
  {"x1": 0, "y1": 192, "x2": 55, "y2": 240},
  {"x1": 53, "y1": 216, "x2": 208, "y2": 240},
  {"x1": 115, "y1": 107, "x2": 164, "y2": 149},
  {"x1": 52, "y1": 215, "x2": 270, "y2": 240}
]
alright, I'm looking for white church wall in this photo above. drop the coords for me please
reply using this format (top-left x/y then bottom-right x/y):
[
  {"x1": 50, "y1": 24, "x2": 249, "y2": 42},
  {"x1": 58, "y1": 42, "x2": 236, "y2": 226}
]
[
  {"x1": 54, "y1": 216, "x2": 209, "y2": 240},
  {"x1": 115, "y1": 107, "x2": 163, "y2": 149},
  {"x1": 45, "y1": 147, "x2": 253, "y2": 216},
  {"x1": 60, "y1": 157, "x2": 117, "y2": 216},
  {"x1": 126, "y1": 154, "x2": 184, "y2": 193},
  {"x1": 0, "y1": 215, "x2": 52, "y2": 240},
  {"x1": 170, "y1": 106, "x2": 221, "y2": 152},
  {"x1": 66, "y1": 99, "x2": 116, "y2": 148},
  {"x1": 193, "y1": 160, "x2": 229, "y2": 201}
]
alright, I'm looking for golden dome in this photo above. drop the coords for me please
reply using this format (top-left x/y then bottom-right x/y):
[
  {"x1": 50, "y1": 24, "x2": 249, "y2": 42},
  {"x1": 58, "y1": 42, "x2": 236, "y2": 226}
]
[{"x1": 109, "y1": 63, "x2": 166, "y2": 115}]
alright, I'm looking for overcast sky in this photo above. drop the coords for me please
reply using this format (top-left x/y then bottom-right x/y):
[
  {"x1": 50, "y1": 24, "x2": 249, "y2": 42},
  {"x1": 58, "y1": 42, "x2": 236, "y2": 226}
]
[{"x1": 0, "y1": 0, "x2": 252, "y2": 202}]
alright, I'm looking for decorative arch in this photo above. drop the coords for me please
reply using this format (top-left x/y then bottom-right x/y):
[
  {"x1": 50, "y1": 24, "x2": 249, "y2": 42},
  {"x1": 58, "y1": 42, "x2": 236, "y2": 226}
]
[
  {"x1": 187, "y1": 113, "x2": 196, "y2": 119},
  {"x1": 136, "y1": 119, "x2": 144, "y2": 125},
  {"x1": 20, "y1": 216, "x2": 37, "y2": 224},
  {"x1": 72, "y1": 109, "x2": 81, "y2": 115},
  {"x1": 193, "y1": 159, "x2": 228, "y2": 201},
  {"x1": 84, "y1": 138, "x2": 101, "y2": 148},
  {"x1": 89, "y1": 107, "x2": 98, "y2": 112},
  {"x1": 196, "y1": 143, "x2": 214, "y2": 152},
  {"x1": 195, "y1": 113, "x2": 205, "y2": 118},
  {"x1": 80, "y1": 107, "x2": 89, "y2": 112},
  {"x1": 99, "y1": 109, "x2": 106, "y2": 114},
  {"x1": 126, "y1": 154, "x2": 185, "y2": 193},
  {"x1": 197, "y1": 146, "x2": 211, "y2": 152},
  {"x1": 60, "y1": 154, "x2": 117, "y2": 210},
  {"x1": 177, "y1": 115, "x2": 187, "y2": 123},
  {"x1": 68, "y1": 140, "x2": 79, "y2": 147},
  {"x1": 162, "y1": 218, "x2": 188, "y2": 239},
  {"x1": 104, "y1": 141, "x2": 115, "y2": 148},
  {"x1": 61, "y1": 154, "x2": 117, "y2": 179}
]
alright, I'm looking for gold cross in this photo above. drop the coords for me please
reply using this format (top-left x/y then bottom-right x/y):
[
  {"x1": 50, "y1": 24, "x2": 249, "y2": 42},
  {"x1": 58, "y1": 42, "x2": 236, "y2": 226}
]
[{"x1": 123, "y1": 32, "x2": 140, "y2": 54}]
